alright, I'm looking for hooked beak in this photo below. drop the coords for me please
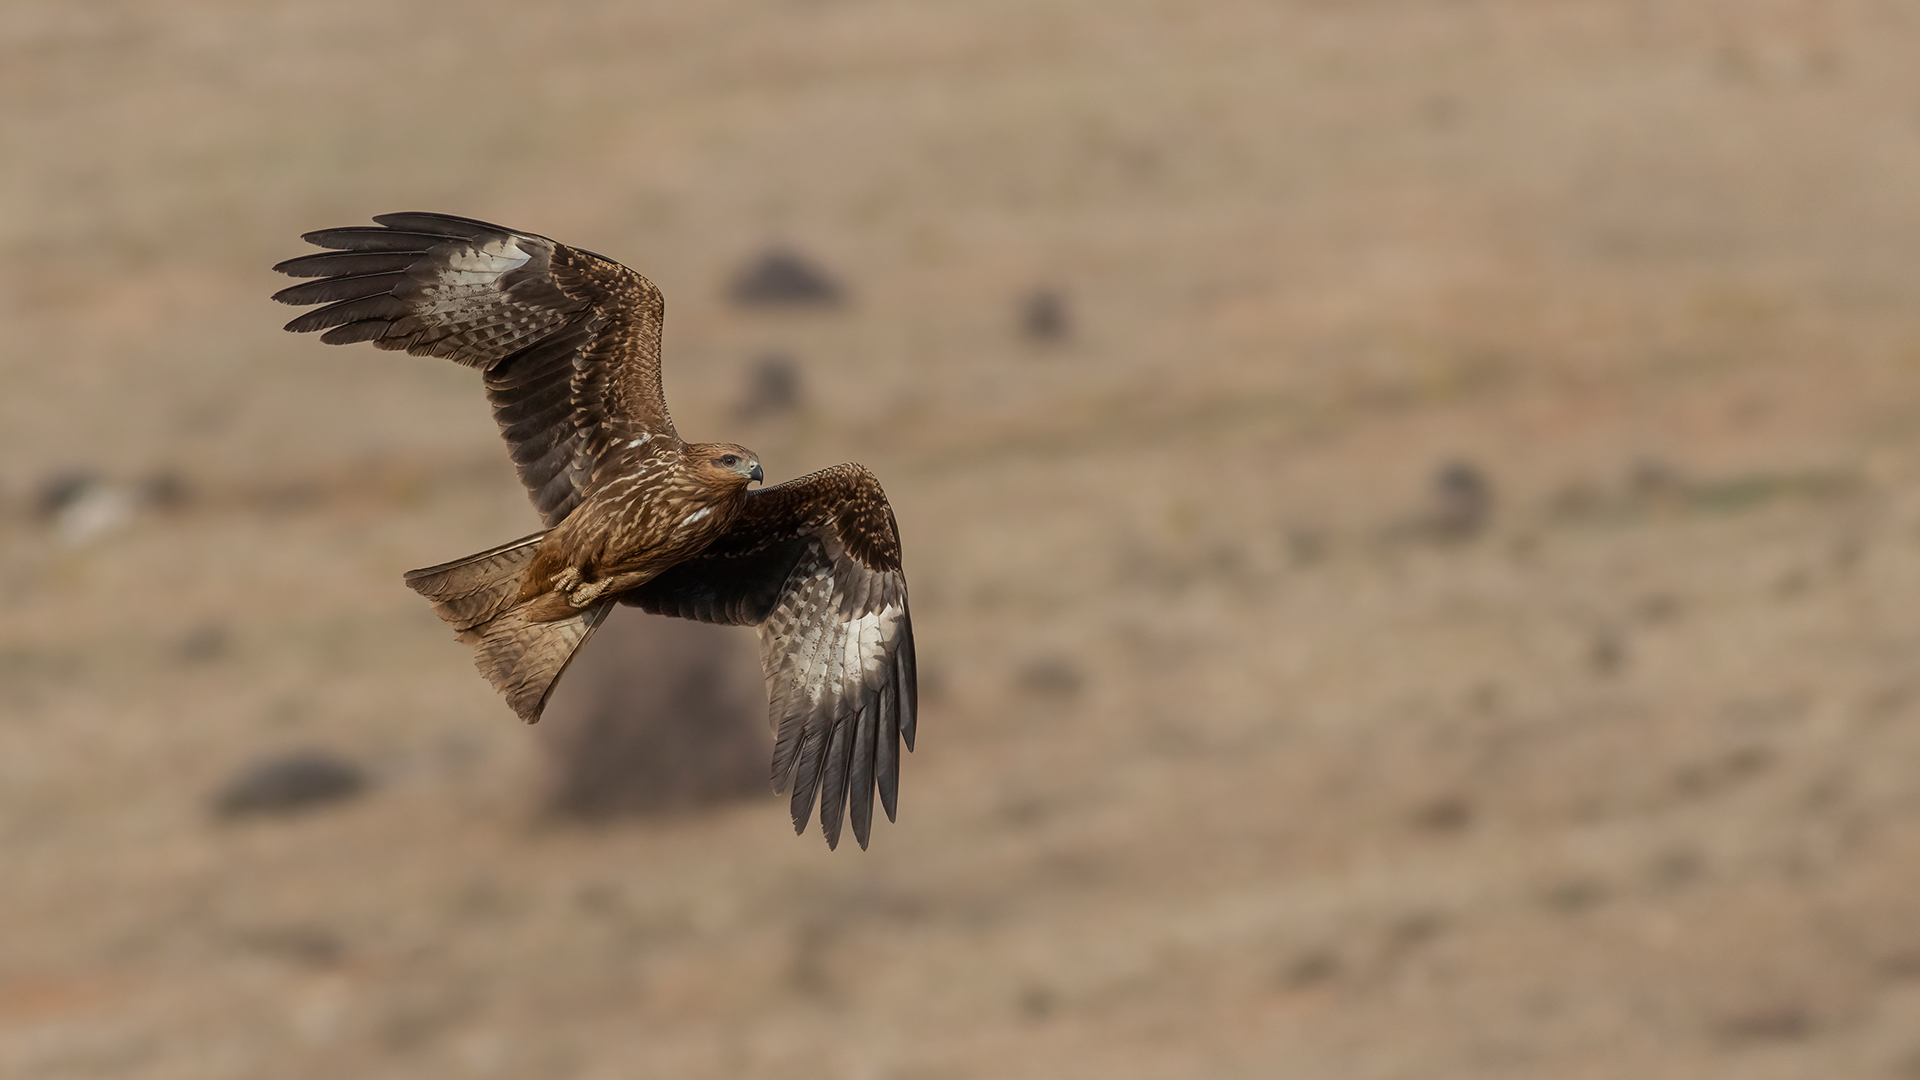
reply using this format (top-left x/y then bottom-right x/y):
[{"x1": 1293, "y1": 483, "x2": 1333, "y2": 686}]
[{"x1": 749, "y1": 463, "x2": 765, "y2": 484}]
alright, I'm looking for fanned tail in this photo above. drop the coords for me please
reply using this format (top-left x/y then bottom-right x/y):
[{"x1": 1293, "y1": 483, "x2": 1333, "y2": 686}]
[
  {"x1": 453, "y1": 598, "x2": 613, "y2": 723},
  {"x1": 404, "y1": 532, "x2": 548, "y2": 631},
  {"x1": 404, "y1": 534, "x2": 611, "y2": 723}
]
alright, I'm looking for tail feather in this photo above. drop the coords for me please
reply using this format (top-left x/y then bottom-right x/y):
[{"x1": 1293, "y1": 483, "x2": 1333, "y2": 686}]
[
  {"x1": 404, "y1": 531, "x2": 546, "y2": 631},
  {"x1": 405, "y1": 533, "x2": 609, "y2": 723},
  {"x1": 457, "y1": 598, "x2": 613, "y2": 723}
]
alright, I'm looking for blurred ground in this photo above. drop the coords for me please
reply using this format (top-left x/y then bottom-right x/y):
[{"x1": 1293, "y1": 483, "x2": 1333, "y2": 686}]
[{"x1": 7, "y1": 1, "x2": 1920, "y2": 1077}]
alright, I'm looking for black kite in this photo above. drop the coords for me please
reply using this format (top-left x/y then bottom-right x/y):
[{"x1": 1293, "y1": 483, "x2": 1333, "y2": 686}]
[{"x1": 272, "y1": 213, "x2": 916, "y2": 849}]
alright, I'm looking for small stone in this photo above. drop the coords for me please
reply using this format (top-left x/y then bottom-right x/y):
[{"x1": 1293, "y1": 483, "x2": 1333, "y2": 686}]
[
  {"x1": 734, "y1": 353, "x2": 803, "y2": 420},
  {"x1": 1019, "y1": 288, "x2": 1070, "y2": 342},
  {"x1": 1540, "y1": 878, "x2": 1610, "y2": 913},
  {"x1": 139, "y1": 471, "x2": 190, "y2": 510},
  {"x1": 1015, "y1": 657, "x2": 1083, "y2": 698},
  {"x1": 1427, "y1": 460, "x2": 1493, "y2": 539},
  {"x1": 1717, "y1": 1004, "x2": 1813, "y2": 1042},
  {"x1": 1280, "y1": 949, "x2": 1340, "y2": 988},
  {"x1": 1018, "y1": 983, "x2": 1057, "y2": 1020},
  {"x1": 176, "y1": 623, "x2": 230, "y2": 664},
  {"x1": 1411, "y1": 796, "x2": 1474, "y2": 832},
  {"x1": 212, "y1": 750, "x2": 369, "y2": 818},
  {"x1": 1589, "y1": 631, "x2": 1626, "y2": 675},
  {"x1": 34, "y1": 469, "x2": 99, "y2": 520},
  {"x1": 728, "y1": 247, "x2": 843, "y2": 307}
]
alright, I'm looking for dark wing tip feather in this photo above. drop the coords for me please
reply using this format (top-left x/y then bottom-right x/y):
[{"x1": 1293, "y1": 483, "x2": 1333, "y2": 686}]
[
  {"x1": 818, "y1": 707, "x2": 859, "y2": 851},
  {"x1": 849, "y1": 685, "x2": 881, "y2": 849},
  {"x1": 877, "y1": 671, "x2": 901, "y2": 823},
  {"x1": 297, "y1": 227, "x2": 456, "y2": 252},
  {"x1": 371, "y1": 211, "x2": 519, "y2": 238},
  {"x1": 897, "y1": 612, "x2": 918, "y2": 752},
  {"x1": 319, "y1": 321, "x2": 392, "y2": 345},
  {"x1": 272, "y1": 250, "x2": 421, "y2": 277},
  {"x1": 270, "y1": 270, "x2": 408, "y2": 307},
  {"x1": 282, "y1": 294, "x2": 411, "y2": 334},
  {"x1": 787, "y1": 720, "x2": 828, "y2": 838}
]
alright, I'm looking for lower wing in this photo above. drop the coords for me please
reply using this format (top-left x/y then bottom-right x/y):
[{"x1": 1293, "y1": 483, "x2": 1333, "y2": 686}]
[{"x1": 620, "y1": 464, "x2": 916, "y2": 850}]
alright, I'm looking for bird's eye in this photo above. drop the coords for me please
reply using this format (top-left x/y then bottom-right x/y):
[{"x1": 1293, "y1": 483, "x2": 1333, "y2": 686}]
[{"x1": 720, "y1": 455, "x2": 738, "y2": 467}]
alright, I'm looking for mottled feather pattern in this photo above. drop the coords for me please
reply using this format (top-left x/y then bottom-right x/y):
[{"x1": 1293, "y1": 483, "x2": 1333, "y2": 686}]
[
  {"x1": 273, "y1": 212, "x2": 674, "y2": 525},
  {"x1": 276, "y1": 213, "x2": 916, "y2": 849}
]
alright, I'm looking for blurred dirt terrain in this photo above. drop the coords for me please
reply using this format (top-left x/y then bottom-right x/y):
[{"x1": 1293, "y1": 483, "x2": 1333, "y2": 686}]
[{"x1": 7, "y1": 1, "x2": 1920, "y2": 1077}]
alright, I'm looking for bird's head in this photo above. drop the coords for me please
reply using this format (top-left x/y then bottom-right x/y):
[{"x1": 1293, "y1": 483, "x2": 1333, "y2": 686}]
[{"x1": 689, "y1": 443, "x2": 764, "y2": 487}]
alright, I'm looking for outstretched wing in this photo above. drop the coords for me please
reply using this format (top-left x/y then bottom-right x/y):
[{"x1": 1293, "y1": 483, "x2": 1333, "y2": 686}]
[
  {"x1": 271, "y1": 212, "x2": 676, "y2": 526},
  {"x1": 621, "y1": 464, "x2": 916, "y2": 850}
]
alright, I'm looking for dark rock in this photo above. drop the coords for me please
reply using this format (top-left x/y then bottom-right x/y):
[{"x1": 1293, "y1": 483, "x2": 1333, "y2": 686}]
[
  {"x1": 1285, "y1": 527, "x2": 1328, "y2": 566},
  {"x1": 727, "y1": 247, "x2": 844, "y2": 308},
  {"x1": 1428, "y1": 460, "x2": 1493, "y2": 539},
  {"x1": 1384, "y1": 911, "x2": 1447, "y2": 959},
  {"x1": 734, "y1": 353, "x2": 803, "y2": 420},
  {"x1": 1280, "y1": 949, "x2": 1340, "y2": 988},
  {"x1": 1648, "y1": 847, "x2": 1705, "y2": 889},
  {"x1": 1411, "y1": 795, "x2": 1474, "y2": 832},
  {"x1": 1628, "y1": 459, "x2": 1689, "y2": 503},
  {"x1": 34, "y1": 469, "x2": 100, "y2": 520},
  {"x1": 1019, "y1": 288, "x2": 1070, "y2": 342},
  {"x1": 175, "y1": 623, "x2": 231, "y2": 664},
  {"x1": 1015, "y1": 657, "x2": 1083, "y2": 698},
  {"x1": 1018, "y1": 983, "x2": 1058, "y2": 1021},
  {"x1": 235, "y1": 924, "x2": 345, "y2": 966},
  {"x1": 1539, "y1": 878, "x2": 1610, "y2": 913},
  {"x1": 213, "y1": 749, "x2": 369, "y2": 818},
  {"x1": 1717, "y1": 1004, "x2": 1814, "y2": 1042},
  {"x1": 538, "y1": 608, "x2": 769, "y2": 818},
  {"x1": 1589, "y1": 630, "x2": 1626, "y2": 675},
  {"x1": 139, "y1": 471, "x2": 190, "y2": 510}
]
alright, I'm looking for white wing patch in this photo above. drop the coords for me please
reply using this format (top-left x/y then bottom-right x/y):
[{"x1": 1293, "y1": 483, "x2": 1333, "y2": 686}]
[
  {"x1": 441, "y1": 238, "x2": 532, "y2": 281},
  {"x1": 842, "y1": 603, "x2": 897, "y2": 688}
]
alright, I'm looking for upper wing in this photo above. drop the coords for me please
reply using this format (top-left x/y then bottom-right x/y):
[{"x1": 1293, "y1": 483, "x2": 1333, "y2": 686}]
[
  {"x1": 621, "y1": 464, "x2": 916, "y2": 850},
  {"x1": 271, "y1": 212, "x2": 676, "y2": 526}
]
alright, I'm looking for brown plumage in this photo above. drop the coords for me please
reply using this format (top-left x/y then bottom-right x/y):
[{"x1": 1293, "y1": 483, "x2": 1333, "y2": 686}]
[{"x1": 273, "y1": 212, "x2": 916, "y2": 849}]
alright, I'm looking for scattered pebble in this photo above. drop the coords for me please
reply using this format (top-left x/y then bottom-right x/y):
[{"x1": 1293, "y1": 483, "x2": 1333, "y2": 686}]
[
  {"x1": 35, "y1": 470, "x2": 101, "y2": 520},
  {"x1": 212, "y1": 749, "x2": 369, "y2": 818},
  {"x1": 734, "y1": 353, "x2": 803, "y2": 420},
  {"x1": 1280, "y1": 948, "x2": 1340, "y2": 989},
  {"x1": 31, "y1": 468, "x2": 191, "y2": 544},
  {"x1": 1717, "y1": 1004, "x2": 1814, "y2": 1043},
  {"x1": 728, "y1": 247, "x2": 844, "y2": 307},
  {"x1": 175, "y1": 623, "x2": 231, "y2": 664},
  {"x1": 1427, "y1": 460, "x2": 1494, "y2": 540},
  {"x1": 1410, "y1": 795, "x2": 1474, "y2": 832},
  {"x1": 1539, "y1": 878, "x2": 1610, "y2": 913},
  {"x1": 1589, "y1": 630, "x2": 1626, "y2": 675},
  {"x1": 1015, "y1": 657, "x2": 1083, "y2": 698},
  {"x1": 234, "y1": 924, "x2": 345, "y2": 966},
  {"x1": 1018, "y1": 287, "x2": 1070, "y2": 342},
  {"x1": 1018, "y1": 983, "x2": 1058, "y2": 1021}
]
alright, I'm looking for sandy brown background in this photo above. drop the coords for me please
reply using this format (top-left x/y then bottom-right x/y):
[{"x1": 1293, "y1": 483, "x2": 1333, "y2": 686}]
[{"x1": 9, "y1": 1, "x2": 1920, "y2": 1076}]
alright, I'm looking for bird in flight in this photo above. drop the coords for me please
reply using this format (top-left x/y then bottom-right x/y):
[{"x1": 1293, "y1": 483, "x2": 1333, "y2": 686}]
[{"x1": 272, "y1": 212, "x2": 916, "y2": 849}]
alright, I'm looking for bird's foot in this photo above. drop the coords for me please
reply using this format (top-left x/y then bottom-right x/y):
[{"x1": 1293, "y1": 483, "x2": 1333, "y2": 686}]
[
  {"x1": 550, "y1": 566, "x2": 606, "y2": 607},
  {"x1": 565, "y1": 579, "x2": 609, "y2": 607}
]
